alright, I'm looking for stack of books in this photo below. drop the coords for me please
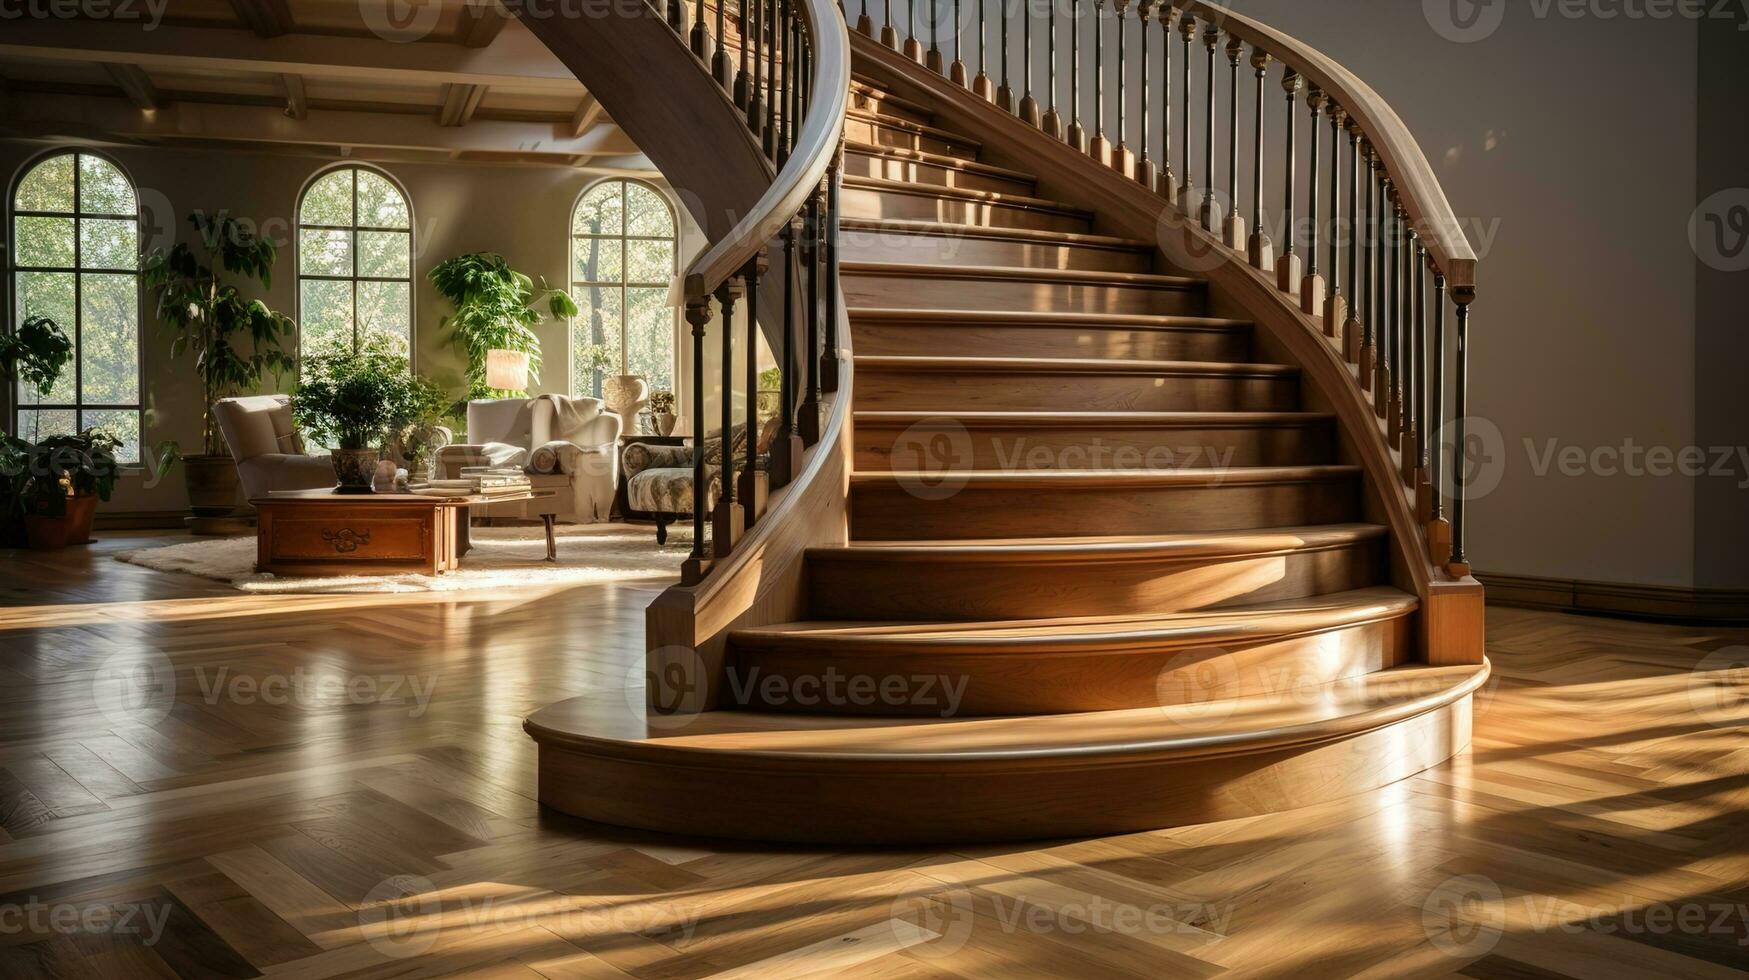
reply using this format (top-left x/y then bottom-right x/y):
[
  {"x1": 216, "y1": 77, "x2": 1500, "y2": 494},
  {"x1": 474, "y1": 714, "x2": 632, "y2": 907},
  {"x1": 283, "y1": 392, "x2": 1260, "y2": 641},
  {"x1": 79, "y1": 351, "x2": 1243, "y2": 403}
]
[{"x1": 411, "y1": 466, "x2": 531, "y2": 498}]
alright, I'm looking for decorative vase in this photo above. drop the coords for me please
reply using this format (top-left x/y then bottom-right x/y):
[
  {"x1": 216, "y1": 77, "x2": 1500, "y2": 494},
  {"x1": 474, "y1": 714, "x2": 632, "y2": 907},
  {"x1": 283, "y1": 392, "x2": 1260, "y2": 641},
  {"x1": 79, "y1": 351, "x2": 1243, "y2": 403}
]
[
  {"x1": 655, "y1": 412, "x2": 679, "y2": 437},
  {"x1": 601, "y1": 375, "x2": 650, "y2": 429},
  {"x1": 332, "y1": 447, "x2": 380, "y2": 494}
]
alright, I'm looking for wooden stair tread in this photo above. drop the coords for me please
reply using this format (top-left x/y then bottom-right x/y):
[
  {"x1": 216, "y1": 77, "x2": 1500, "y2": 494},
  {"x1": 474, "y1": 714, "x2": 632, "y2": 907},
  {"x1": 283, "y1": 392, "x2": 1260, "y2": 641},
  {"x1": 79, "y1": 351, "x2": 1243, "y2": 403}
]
[
  {"x1": 852, "y1": 464, "x2": 1360, "y2": 489},
  {"x1": 853, "y1": 409, "x2": 1330, "y2": 427},
  {"x1": 812, "y1": 523, "x2": 1386, "y2": 562},
  {"x1": 854, "y1": 354, "x2": 1296, "y2": 376},
  {"x1": 848, "y1": 307, "x2": 1248, "y2": 330},
  {"x1": 842, "y1": 261, "x2": 1204, "y2": 289},
  {"x1": 848, "y1": 78, "x2": 936, "y2": 119},
  {"x1": 842, "y1": 176, "x2": 1088, "y2": 215},
  {"x1": 847, "y1": 108, "x2": 982, "y2": 147},
  {"x1": 525, "y1": 657, "x2": 1485, "y2": 767},
  {"x1": 838, "y1": 217, "x2": 1148, "y2": 251},
  {"x1": 842, "y1": 141, "x2": 1034, "y2": 182}
]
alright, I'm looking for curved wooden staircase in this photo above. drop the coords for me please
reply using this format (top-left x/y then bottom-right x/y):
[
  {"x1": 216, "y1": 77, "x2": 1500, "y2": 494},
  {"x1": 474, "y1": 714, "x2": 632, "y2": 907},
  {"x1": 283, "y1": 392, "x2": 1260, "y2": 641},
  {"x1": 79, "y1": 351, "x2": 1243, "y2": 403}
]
[{"x1": 525, "y1": 2, "x2": 1488, "y2": 844}]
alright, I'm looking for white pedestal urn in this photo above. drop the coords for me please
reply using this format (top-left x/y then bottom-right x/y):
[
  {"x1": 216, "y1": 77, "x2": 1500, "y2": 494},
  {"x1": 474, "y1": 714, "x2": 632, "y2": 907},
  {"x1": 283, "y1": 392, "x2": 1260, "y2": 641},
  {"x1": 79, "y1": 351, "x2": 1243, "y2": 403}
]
[{"x1": 601, "y1": 375, "x2": 650, "y2": 434}]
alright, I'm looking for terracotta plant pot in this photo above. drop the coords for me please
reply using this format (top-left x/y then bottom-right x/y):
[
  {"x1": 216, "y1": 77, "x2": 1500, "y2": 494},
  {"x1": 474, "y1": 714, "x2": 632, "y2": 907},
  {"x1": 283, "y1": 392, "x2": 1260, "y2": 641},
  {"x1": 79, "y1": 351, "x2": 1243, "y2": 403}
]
[
  {"x1": 24, "y1": 512, "x2": 68, "y2": 551},
  {"x1": 332, "y1": 447, "x2": 380, "y2": 494},
  {"x1": 183, "y1": 454, "x2": 241, "y2": 517},
  {"x1": 64, "y1": 493, "x2": 98, "y2": 545}
]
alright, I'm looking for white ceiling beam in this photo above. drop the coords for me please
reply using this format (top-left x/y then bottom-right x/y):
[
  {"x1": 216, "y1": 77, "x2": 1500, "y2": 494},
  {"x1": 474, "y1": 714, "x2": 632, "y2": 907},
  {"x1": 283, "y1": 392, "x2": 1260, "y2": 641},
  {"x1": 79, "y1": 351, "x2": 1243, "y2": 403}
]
[
  {"x1": 100, "y1": 62, "x2": 160, "y2": 110},
  {"x1": 3, "y1": 92, "x2": 638, "y2": 158},
  {"x1": 0, "y1": 19, "x2": 581, "y2": 94},
  {"x1": 228, "y1": 0, "x2": 293, "y2": 37},
  {"x1": 280, "y1": 73, "x2": 307, "y2": 120},
  {"x1": 460, "y1": 1, "x2": 513, "y2": 47},
  {"x1": 438, "y1": 83, "x2": 488, "y2": 127}
]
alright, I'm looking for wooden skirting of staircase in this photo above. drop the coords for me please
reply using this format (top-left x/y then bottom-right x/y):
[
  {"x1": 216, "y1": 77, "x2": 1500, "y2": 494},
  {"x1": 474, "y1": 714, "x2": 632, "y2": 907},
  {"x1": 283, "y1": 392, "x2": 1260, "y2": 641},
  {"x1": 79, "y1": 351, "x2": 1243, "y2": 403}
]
[{"x1": 1478, "y1": 572, "x2": 1749, "y2": 623}]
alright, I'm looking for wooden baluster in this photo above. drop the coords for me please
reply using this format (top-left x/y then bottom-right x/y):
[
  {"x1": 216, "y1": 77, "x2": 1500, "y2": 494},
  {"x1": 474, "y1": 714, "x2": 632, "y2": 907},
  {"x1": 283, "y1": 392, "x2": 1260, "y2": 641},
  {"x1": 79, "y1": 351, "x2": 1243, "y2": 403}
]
[
  {"x1": 713, "y1": 277, "x2": 744, "y2": 555},
  {"x1": 997, "y1": 0, "x2": 1014, "y2": 110},
  {"x1": 821, "y1": 148, "x2": 842, "y2": 392},
  {"x1": 1135, "y1": 1, "x2": 1154, "y2": 186},
  {"x1": 949, "y1": 0, "x2": 967, "y2": 83},
  {"x1": 799, "y1": 192, "x2": 822, "y2": 445},
  {"x1": 1246, "y1": 47, "x2": 1270, "y2": 269},
  {"x1": 1157, "y1": 2, "x2": 1173, "y2": 198},
  {"x1": 1301, "y1": 88, "x2": 1324, "y2": 315},
  {"x1": 1089, "y1": 0, "x2": 1109, "y2": 164},
  {"x1": 1020, "y1": 0, "x2": 1040, "y2": 124},
  {"x1": 1275, "y1": 68, "x2": 1300, "y2": 292},
  {"x1": 735, "y1": 0, "x2": 751, "y2": 108},
  {"x1": 882, "y1": 0, "x2": 898, "y2": 46},
  {"x1": 765, "y1": 0, "x2": 780, "y2": 157},
  {"x1": 692, "y1": 0, "x2": 710, "y2": 60},
  {"x1": 1198, "y1": 23, "x2": 1219, "y2": 232},
  {"x1": 1042, "y1": 0, "x2": 1063, "y2": 136},
  {"x1": 1222, "y1": 35, "x2": 1242, "y2": 247},
  {"x1": 715, "y1": 0, "x2": 734, "y2": 89},
  {"x1": 1067, "y1": 0, "x2": 1085, "y2": 149},
  {"x1": 745, "y1": 0, "x2": 763, "y2": 136},
  {"x1": 858, "y1": 0, "x2": 873, "y2": 34},
  {"x1": 905, "y1": 0, "x2": 922, "y2": 62},
  {"x1": 668, "y1": 0, "x2": 686, "y2": 36},
  {"x1": 1340, "y1": 115, "x2": 1360, "y2": 354},
  {"x1": 973, "y1": 0, "x2": 993, "y2": 98},
  {"x1": 927, "y1": 0, "x2": 944, "y2": 72},
  {"x1": 740, "y1": 254, "x2": 764, "y2": 513},
  {"x1": 1177, "y1": 12, "x2": 1193, "y2": 209},
  {"x1": 683, "y1": 297, "x2": 712, "y2": 582},
  {"x1": 1448, "y1": 288, "x2": 1473, "y2": 577},
  {"x1": 1324, "y1": 104, "x2": 1345, "y2": 336}
]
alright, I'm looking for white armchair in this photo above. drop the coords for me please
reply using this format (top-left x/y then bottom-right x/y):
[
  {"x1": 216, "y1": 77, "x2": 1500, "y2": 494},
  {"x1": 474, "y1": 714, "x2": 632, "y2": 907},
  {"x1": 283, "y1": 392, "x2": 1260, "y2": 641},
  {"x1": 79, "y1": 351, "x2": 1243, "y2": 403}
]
[
  {"x1": 436, "y1": 395, "x2": 621, "y2": 523},
  {"x1": 213, "y1": 395, "x2": 335, "y2": 502}
]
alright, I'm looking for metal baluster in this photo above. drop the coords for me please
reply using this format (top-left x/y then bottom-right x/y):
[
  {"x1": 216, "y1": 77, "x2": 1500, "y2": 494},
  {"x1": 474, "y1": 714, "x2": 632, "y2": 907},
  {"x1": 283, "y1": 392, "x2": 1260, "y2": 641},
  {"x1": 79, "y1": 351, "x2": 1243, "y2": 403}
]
[
  {"x1": 1326, "y1": 104, "x2": 1345, "y2": 335},
  {"x1": 1135, "y1": 1, "x2": 1154, "y2": 186},
  {"x1": 1246, "y1": 47, "x2": 1270, "y2": 269},
  {"x1": 1409, "y1": 235, "x2": 1427, "y2": 488},
  {"x1": 1090, "y1": 0, "x2": 1109, "y2": 163},
  {"x1": 692, "y1": 0, "x2": 710, "y2": 60},
  {"x1": 713, "y1": 278, "x2": 742, "y2": 555},
  {"x1": 1110, "y1": 0, "x2": 1131, "y2": 170},
  {"x1": 1222, "y1": 35, "x2": 1241, "y2": 246},
  {"x1": 1391, "y1": 207, "x2": 1409, "y2": 444},
  {"x1": 1449, "y1": 288, "x2": 1473, "y2": 575},
  {"x1": 745, "y1": 0, "x2": 763, "y2": 135},
  {"x1": 775, "y1": 220, "x2": 799, "y2": 483},
  {"x1": 1020, "y1": 0, "x2": 1040, "y2": 125},
  {"x1": 715, "y1": 0, "x2": 733, "y2": 89},
  {"x1": 974, "y1": 0, "x2": 993, "y2": 98},
  {"x1": 1067, "y1": 0, "x2": 1085, "y2": 148},
  {"x1": 821, "y1": 149, "x2": 841, "y2": 392},
  {"x1": 1275, "y1": 68, "x2": 1300, "y2": 291},
  {"x1": 927, "y1": 0, "x2": 943, "y2": 72},
  {"x1": 950, "y1": 0, "x2": 967, "y2": 84},
  {"x1": 765, "y1": 0, "x2": 780, "y2": 157},
  {"x1": 1158, "y1": 2, "x2": 1173, "y2": 197},
  {"x1": 997, "y1": 0, "x2": 1013, "y2": 110},
  {"x1": 1360, "y1": 142, "x2": 1376, "y2": 392},
  {"x1": 1430, "y1": 270, "x2": 1447, "y2": 522},
  {"x1": 1385, "y1": 195, "x2": 1401, "y2": 433},
  {"x1": 683, "y1": 298, "x2": 711, "y2": 577},
  {"x1": 882, "y1": 0, "x2": 897, "y2": 46},
  {"x1": 858, "y1": 0, "x2": 873, "y2": 34},
  {"x1": 1198, "y1": 24, "x2": 1218, "y2": 232},
  {"x1": 799, "y1": 193, "x2": 821, "y2": 445},
  {"x1": 1374, "y1": 172, "x2": 1390, "y2": 413},
  {"x1": 735, "y1": 0, "x2": 751, "y2": 107},
  {"x1": 1303, "y1": 88, "x2": 1323, "y2": 314},
  {"x1": 778, "y1": 4, "x2": 793, "y2": 165},
  {"x1": 1177, "y1": 13, "x2": 1194, "y2": 210},
  {"x1": 668, "y1": 0, "x2": 685, "y2": 36},
  {"x1": 905, "y1": 0, "x2": 921, "y2": 61},
  {"x1": 1042, "y1": 0, "x2": 1062, "y2": 135},
  {"x1": 1344, "y1": 120, "x2": 1362, "y2": 362},
  {"x1": 740, "y1": 255, "x2": 763, "y2": 509}
]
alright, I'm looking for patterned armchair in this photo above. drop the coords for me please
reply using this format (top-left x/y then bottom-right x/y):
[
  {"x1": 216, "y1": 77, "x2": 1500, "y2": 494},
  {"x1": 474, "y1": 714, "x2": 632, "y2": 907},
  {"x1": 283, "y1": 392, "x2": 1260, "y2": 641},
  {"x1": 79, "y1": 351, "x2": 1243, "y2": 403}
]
[{"x1": 623, "y1": 422, "x2": 771, "y2": 544}]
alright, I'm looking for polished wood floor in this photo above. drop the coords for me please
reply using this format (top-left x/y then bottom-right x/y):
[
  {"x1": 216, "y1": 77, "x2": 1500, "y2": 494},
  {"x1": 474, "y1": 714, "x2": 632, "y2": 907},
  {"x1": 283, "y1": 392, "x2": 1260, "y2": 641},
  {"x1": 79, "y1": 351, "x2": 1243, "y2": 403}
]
[{"x1": 0, "y1": 533, "x2": 1744, "y2": 978}]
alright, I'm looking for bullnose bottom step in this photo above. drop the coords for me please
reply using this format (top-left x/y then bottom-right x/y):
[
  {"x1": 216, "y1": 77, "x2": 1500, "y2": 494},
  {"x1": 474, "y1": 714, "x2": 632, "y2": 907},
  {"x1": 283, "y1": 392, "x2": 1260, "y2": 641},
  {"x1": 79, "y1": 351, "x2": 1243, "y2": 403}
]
[{"x1": 525, "y1": 661, "x2": 1489, "y2": 844}]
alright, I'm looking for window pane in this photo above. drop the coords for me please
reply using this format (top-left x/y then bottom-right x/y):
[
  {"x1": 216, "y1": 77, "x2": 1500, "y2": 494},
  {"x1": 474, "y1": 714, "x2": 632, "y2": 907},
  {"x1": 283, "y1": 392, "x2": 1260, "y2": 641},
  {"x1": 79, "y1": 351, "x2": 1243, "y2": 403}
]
[
  {"x1": 299, "y1": 229, "x2": 351, "y2": 277},
  {"x1": 300, "y1": 279, "x2": 353, "y2": 352},
  {"x1": 357, "y1": 280, "x2": 410, "y2": 353},
  {"x1": 573, "y1": 236, "x2": 622, "y2": 284},
  {"x1": 625, "y1": 183, "x2": 674, "y2": 237},
  {"x1": 625, "y1": 287, "x2": 673, "y2": 393},
  {"x1": 357, "y1": 231, "x2": 409, "y2": 279},
  {"x1": 300, "y1": 170, "x2": 354, "y2": 226},
  {"x1": 15, "y1": 155, "x2": 75, "y2": 213},
  {"x1": 15, "y1": 271, "x2": 76, "y2": 404},
  {"x1": 80, "y1": 273, "x2": 139, "y2": 405},
  {"x1": 81, "y1": 409, "x2": 140, "y2": 465},
  {"x1": 81, "y1": 218, "x2": 139, "y2": 271},
  {"x1": 16, "y1": 216, "x2": 75, "y2": 268},
  {"x1": 356, "y1": 170, "x2": 409, "y2": 229},
  {"x1": 573, "y1": 186, "x2": 623, "y2": 236},
  {"x1": 78, "y1": 156, "x2": 136, "y2": 215},
  {"x1": 625, "y1": 238, "x2": 674, "y2": 283},
  {"x1": 574, "y1": 284, "x2": 623, "y2": 396},
  {"x1": 15, "y1": 409, "x2": 77, "y2": 443}
]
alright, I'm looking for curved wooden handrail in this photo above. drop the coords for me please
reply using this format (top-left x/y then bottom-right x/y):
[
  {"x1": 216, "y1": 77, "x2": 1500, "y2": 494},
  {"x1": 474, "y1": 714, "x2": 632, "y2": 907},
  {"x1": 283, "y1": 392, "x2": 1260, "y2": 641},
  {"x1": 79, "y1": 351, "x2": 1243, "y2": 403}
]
[
  {"x1": 1179, "y1": 1, "x2": 1476, "y2": 291},
  {"x1": 682, "y1": 0, "x2": 851, "y2": 301}
]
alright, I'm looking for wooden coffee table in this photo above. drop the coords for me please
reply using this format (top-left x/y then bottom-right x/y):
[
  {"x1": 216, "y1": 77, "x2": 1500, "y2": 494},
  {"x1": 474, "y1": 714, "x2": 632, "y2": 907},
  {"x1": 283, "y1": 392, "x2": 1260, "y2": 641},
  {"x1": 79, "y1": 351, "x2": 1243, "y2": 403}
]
[{"x1": 252, "y1": 488, "x2": 558, "y2": 577}]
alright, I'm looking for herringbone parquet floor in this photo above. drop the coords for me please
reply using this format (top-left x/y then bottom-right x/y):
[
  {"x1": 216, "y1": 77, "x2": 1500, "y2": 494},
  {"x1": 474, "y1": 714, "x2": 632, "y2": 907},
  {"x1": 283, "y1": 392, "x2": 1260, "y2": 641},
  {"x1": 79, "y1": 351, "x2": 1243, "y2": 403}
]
[{"x1": 0, "y1": 532, "x2": 1746, "y2": 978}]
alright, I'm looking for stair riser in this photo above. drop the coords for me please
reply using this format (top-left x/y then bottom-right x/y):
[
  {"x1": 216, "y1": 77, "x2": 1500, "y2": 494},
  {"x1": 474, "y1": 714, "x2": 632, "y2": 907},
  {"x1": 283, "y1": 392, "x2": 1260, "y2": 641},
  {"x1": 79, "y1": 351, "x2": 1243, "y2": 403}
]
[
  {"x1": 850, "y1": 321, "x2": 1248, "y2": 360},
  {"x1": 850, "y1": 89, "x2": 933, "y2": 125},
  {"x1": 850, "y1": 478, "x2": 1360, "y2": 539},
  {"x1": 853, "y1": 422, "x2": 1333, "y2": 471},
  {"x1": 809, "y1": 536, "x2": 1385, "y2": 620},
  {"x1": 843, "y1": 153, "x2": 1034, "y2": 196},
  {"x1": 839, "y1": 230, "x2": 1153, "y2": 272},
  {"x1": 843, "y1": 274, "x2": 1203, "y2": 315},
  {"x1": 843, "y1": 117, "x2": 977, "y2": 158},
  {"x1": 854, "y1": 370, "x2": 1299, "y2": 412},
  {"x1": 840, "y1": 188, "x2": 1089, "y2": 233},
  {"x1": 728, "y1": 615, "x2": 1410, "y2": 716}
]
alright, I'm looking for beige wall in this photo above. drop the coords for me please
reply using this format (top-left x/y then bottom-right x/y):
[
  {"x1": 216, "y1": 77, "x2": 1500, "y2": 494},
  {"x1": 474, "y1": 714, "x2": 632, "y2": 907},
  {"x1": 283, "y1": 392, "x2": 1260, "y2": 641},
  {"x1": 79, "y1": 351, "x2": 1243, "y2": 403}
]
[{"x1": 0, "y1": 139, "x2": 704, "y2": 514}]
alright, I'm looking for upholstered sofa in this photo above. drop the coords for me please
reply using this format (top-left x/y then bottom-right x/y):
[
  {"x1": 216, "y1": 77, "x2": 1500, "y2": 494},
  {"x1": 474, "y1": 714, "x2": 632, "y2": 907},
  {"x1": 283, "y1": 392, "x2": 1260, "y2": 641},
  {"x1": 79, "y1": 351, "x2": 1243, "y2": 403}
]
[
  {"x1": 436, "y1": 395, "x2": 621, "y2": 523},
  {"x1": 623, "y1": 421, "x2": 771, "y2": 543},
  {"x1": 212, "y1": 395, "x2": 335, "y2": 502}
]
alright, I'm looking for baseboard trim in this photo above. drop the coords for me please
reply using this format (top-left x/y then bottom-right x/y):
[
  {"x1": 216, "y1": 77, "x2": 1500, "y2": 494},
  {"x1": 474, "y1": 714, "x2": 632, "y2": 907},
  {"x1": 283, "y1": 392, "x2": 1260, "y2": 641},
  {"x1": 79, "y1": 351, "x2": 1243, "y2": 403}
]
[
  {"x1": 94, "y1": 510, "x2": 194, "y2": 531},
  {"x1": 1477, "y1": 571, "x2": 1749, "y2": 624}
]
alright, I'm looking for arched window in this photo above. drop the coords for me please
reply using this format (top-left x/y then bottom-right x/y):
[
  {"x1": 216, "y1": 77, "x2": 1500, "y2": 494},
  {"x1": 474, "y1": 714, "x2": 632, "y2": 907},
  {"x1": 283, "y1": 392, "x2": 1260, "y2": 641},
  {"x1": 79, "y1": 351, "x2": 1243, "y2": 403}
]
[
  {"x1": 296, "y1": 165, "x2": 413, "y2": 359},
  {"x1": 9, "y1": 151, "x2": 142, "y2": 462},
  {"x1": 571, "y1": 179, "x2": 677, "y2": 398}
]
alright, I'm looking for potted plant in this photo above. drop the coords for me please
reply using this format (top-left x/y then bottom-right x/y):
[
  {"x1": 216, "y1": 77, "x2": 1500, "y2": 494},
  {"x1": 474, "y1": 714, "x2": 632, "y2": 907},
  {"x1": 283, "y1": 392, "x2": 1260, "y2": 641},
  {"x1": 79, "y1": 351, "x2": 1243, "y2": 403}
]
[
  {"x1": 143, "y1": 210, "x2": 296, "y2": 523},
  {"x1": 0, "y1": 315, "x2": 73, "y2": 399},
  {"x1": 429, "y1": 252, "x2": 577, "y2": 400},
  {"x1": 388, "y1": 374, "x2": 460, "y2": 481},
  {"x1": 648, "y1": 390, "x2": 678, "y2": 437},
  {"x1": 293, "y1": 339, "x2": 423, "y2": 493},
  {"x1": 0, "y1": 430, "x2": 121, "y2": 550}
]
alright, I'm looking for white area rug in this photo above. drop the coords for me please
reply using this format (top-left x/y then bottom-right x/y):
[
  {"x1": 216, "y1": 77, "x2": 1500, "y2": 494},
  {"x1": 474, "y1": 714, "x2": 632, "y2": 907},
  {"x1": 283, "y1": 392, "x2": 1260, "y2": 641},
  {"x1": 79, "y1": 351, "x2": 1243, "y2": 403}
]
[{"x1": 114, "y1": 523, "x2": 688, "y2": 594}]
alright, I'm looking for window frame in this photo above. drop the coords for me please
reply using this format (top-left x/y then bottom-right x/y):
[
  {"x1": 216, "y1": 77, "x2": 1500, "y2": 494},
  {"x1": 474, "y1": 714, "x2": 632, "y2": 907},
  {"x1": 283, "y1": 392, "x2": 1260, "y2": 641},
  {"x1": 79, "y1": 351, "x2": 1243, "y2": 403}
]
[
  {"x1": 293, "y1": 162, "x2": 416, "y2": 367},
  {"x1": 569, "y1": 176, "x2": 680, "y2": 400},
  {"x1": 6, "y1": 148, "x2": 146, "y2": 464}
]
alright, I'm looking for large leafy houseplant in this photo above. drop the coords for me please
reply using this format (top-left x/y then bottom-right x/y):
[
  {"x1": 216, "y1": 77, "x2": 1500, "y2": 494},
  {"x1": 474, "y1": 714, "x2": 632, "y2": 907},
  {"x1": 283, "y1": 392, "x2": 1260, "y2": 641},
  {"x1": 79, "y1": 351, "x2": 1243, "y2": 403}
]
[
  {"x1": 0, "y1": 315, "x2": 73, "y2": 397},
  {"x1": 143, "y1": 210, "x2": 297, "y2": 457},
  {"x1": 429, "y1": 252, "x2": 577, "y2": 399},
  {"x1": 293, "y1": 339, "x2": 425, "y2": 451},
  {"x1": 0, "y1": 429, "x2": 121, "y2": 549}
]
